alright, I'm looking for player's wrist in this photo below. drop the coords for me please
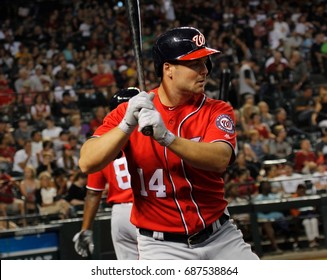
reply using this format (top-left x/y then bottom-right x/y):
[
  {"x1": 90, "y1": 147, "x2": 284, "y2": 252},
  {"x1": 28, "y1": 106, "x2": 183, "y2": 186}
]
[
  {"x1": 81, "y1": 229, "x2": 92, "y2": 235},
  {"x1": 118, "y1": 119, "x2": 136, "y2": 135},
  {"x1": 157, "y1": 130, "x2": 176, "y2": 146},
  {"x1": 81, "y1": 230, "x2": 93, "y2": 241}
]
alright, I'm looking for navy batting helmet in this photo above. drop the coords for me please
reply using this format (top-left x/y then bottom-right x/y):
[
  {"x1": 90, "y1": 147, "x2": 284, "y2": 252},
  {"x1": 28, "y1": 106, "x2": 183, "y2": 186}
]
[
  {"x1": 152, "y1": 27, "x2": 220, "y2": 77},
  {"x1": 109, "y1": 87, "x2": 140, "y2": 111}
]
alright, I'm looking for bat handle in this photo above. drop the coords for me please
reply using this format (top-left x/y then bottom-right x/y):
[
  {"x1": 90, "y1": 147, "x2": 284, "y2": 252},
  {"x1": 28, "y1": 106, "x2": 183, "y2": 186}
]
[{"x1": 142, "y1": 126, "x2": 153, "y2": 136}]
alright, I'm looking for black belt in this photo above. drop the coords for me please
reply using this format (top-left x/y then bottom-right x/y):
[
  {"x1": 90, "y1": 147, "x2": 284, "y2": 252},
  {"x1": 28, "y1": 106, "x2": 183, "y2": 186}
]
[{"x1": 139, "y1": 213, "x2": 229, "y2": 245}]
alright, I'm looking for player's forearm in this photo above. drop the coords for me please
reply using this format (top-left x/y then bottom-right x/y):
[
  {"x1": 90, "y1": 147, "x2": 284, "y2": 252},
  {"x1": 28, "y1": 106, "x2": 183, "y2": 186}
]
[
  {"x1": 81, "y1": 190, "x2": 103, "y2": 231},
  {"x1": 79, "y1": 127, "x2": 129, "y2": 173},
  {"x1": 168, "y1": 138, "x2": 232, "y2": 173}
]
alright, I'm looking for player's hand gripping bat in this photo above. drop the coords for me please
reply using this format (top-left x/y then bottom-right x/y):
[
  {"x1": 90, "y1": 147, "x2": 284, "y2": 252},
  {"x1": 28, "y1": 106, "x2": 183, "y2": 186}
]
[{"x1": 125, "y1": 0, "x2": 153, "y2": 136}]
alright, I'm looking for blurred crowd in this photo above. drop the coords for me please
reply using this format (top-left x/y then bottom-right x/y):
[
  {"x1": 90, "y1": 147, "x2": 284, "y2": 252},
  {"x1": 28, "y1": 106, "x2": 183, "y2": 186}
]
[{"x1": 1, "y1": 0, "x2": 327, "y2": 246}]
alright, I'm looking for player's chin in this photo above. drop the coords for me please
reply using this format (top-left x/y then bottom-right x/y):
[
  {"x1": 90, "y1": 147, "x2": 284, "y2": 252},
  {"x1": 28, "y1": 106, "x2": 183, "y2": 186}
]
[{"x1": 194, "y1": 83, "x2": 206, "y2": 93}]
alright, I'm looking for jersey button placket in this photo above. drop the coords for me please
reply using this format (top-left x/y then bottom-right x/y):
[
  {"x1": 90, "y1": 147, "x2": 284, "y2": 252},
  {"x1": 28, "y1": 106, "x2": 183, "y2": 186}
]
[{"x1": 167, "y1": 118, "x2": 175, "y2": 131}]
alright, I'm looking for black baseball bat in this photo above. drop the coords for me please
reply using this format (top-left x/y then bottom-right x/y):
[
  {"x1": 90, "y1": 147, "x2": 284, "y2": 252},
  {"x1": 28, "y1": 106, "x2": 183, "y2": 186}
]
[
  {"x1": 125, "y1": 0, "x2": 153, "y2": 136},
  {"x1": 218, "y1": 68, "x2": 231, "y2": 101}
]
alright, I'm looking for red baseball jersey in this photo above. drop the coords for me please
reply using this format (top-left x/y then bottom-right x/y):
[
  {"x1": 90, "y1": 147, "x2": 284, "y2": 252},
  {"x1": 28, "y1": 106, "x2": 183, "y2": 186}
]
[
  {"x1": 94, "y1": 89, "x2": 236, "y2": 235},
  {"x1": 87, "y1": 156, "x2": 133, "y2": 206}
]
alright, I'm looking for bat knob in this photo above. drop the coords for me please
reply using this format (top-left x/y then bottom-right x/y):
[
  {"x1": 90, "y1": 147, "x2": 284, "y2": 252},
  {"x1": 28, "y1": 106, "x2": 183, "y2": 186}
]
[{"x1": 142, "y1": 126, "x2": 153, "y2": 136}]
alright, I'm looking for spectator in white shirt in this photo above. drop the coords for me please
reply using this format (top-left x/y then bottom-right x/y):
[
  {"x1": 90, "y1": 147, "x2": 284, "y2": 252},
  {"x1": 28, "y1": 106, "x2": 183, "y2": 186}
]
[
  {"x1": 12, "y1": 140, "x2": 38, "y2": 176},
  {"x1": 31, "y1": 130, "x2": 43, "y2": 160},
  {"x1": 14, "y1": 67, "x2": 31, "y2": 94},
  {"x1": 312, "y1": 163, "x2": 327, "y2": 193},
  {"x1": 272, "y1": 162, "x2": 305, "y2": 195},
  {"x1": 29, "y1": 64, "x2": 44, "y2": 92},
  {"x1": 53, "y1": 75, "x2": 77, "y2": 103},
  {"x1": 41, "y1": 116, "x2": 62, "y2": 141}
]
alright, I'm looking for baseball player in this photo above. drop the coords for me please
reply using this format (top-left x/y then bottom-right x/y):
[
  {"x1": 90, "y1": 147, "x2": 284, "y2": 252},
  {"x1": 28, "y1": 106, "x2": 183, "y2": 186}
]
[
  {"x1": 79, "y1": 27, "x2": 259, "y2": 260},
  {"x1": 73, "y1": 88, "x2": 139, "y2": 259}
]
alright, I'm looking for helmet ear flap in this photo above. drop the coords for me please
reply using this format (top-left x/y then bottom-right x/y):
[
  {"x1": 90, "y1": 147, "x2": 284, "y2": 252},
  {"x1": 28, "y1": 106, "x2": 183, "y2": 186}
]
[
  {"x1": 152, "y1": 46, "x2": 163, "y2": 77},
  {"x1": 109, "y1": 87, "x2": 140, "y2": 110}
]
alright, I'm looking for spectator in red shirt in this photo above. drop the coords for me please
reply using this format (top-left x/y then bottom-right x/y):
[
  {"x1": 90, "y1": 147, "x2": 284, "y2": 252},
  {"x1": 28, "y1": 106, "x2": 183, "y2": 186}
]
[
  {"x1": 0, "y1": 170, "x2": 25, "y2": 226},
  {"x1": 247, "y1": 112, "x2": 274, "y2": 140},
  {"x1": 0, "y1": 78, "x2": 14, "y2": 107},
  {"x1": 294, "y1": 139, "x2": 318, "y2": 173},
  {"x1": 87, "y1": 33, "x2": 106, "y2": 51},
  {"x1": 89, "y1": 105, "x2": 107, "y2": 134},
  {"x1": 232, "y1": 168, "x2": 258, "y2": 199},
  {"x1": 265, "y1": 50, "x2": 288, "y2": 75},
  {"x1": 91, "y1": 63, "x2": 116, "y2": 88},
  {"x1": 0, "y1": 132, "x2": 16, "y2": 173}
]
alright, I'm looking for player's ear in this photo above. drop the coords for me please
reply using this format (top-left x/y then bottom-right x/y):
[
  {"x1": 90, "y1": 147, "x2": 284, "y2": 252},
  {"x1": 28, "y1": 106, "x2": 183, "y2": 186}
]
[{"x1": 163, "y1": 62, "x2": 173, "y2": 78}]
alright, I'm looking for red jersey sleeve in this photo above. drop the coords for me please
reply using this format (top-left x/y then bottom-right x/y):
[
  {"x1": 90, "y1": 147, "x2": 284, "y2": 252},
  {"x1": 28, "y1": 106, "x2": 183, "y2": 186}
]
[
  {"x1": 93, "y1": 103, "x2": 127, "y2": 137},
  {"x1": 87, "y1": 170, "x2": 107, "y2": 191},
  {"x1": 202, "y1": 99, "x2": 237, "y2": 163}
]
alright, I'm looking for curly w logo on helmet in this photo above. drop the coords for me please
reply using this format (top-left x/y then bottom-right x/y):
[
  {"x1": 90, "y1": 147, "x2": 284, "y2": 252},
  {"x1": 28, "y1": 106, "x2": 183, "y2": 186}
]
[{"x1": 192, "y1": 34, "x2": 205, "y2": 47}]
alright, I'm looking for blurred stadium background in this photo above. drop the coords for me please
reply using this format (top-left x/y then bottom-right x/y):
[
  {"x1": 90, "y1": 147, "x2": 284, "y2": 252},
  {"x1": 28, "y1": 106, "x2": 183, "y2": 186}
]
[{"x1": 1, "y1": 0, "x2": 327, "y2": 260}]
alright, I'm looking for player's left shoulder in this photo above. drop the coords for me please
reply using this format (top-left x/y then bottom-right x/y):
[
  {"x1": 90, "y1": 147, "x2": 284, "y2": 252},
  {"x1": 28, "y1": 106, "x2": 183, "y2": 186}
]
[{"x1": 204, "y1": 96, "x2": 233, "y2": 111}]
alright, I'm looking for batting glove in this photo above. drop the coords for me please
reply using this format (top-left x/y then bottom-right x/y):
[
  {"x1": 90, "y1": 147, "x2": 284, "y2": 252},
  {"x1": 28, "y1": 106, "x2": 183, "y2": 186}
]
[
  {"x1": 118, "y1": 91, "x2": 155, "y2": 134},
  {"x1": 72, "y1": 230, "x2": 94, "y2": 258},
  {"x1": 138, "y1": 108, "x2": 176, "y2": 146}
]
